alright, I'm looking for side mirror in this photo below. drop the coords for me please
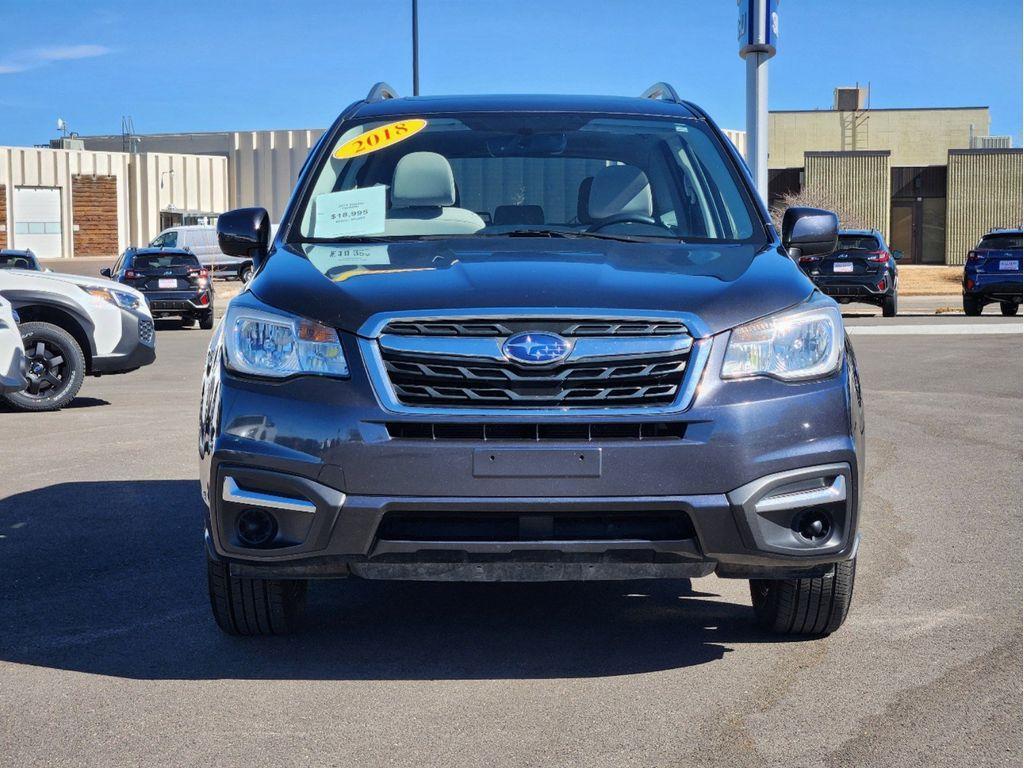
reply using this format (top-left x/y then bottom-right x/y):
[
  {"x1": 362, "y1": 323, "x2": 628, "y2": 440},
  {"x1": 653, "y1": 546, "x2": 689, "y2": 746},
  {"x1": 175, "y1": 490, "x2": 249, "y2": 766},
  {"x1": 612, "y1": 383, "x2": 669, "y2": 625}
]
[
  {"x1": 892, "y1": 250, "x2": 904, "y2": 261},
  {"x1": 100, "y1": 268, "x2": 112, "y2": 277},
  {"x1": 782, "y1": 207, "x2": 839, "y2": 259},
  {"x1": 218, "y1": 207, "x2": 271, "y2": 270}
]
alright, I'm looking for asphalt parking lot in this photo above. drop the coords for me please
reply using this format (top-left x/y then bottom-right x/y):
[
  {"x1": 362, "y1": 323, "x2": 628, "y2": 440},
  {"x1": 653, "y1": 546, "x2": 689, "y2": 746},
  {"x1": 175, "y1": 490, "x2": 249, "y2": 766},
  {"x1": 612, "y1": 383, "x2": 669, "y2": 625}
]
[{"x1": 0, "y1": 312, "x2": 1020, "y2": 768}]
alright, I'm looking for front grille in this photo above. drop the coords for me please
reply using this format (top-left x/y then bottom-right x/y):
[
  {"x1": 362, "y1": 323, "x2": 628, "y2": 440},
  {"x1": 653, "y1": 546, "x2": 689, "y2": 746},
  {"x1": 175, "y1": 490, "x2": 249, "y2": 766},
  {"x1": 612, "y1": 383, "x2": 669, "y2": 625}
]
[
  {"x1": 376, "y1": 511, "x2": 696, "y2": 542},
  {"x1": 385, "y1": 421, "x2": 686, "y2": 441},
  {"x1": 382, "y1": 318, "x2": 688, "y2": 337},
  {"x1": 138, "y1": 317, "x2": 155, "y2": 345},
  {"x1": 376, "y1": 316, "x2": 694, "y2": 409}
]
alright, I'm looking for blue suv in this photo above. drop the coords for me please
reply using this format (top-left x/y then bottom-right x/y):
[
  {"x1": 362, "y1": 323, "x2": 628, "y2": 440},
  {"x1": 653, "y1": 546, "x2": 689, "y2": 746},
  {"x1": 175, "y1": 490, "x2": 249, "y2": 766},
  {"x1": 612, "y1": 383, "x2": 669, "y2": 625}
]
[
  {"x1": 963, "y1": 228, "x2": 1022, "y2": 316},
  {"x1": 200, "y1": 84, "x2": 863, "y2": 637}
]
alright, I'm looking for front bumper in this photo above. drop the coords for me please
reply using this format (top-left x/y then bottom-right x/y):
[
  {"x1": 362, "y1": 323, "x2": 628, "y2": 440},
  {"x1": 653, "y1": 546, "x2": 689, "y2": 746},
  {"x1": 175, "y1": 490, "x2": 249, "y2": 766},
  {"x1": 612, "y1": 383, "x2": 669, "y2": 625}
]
[
  {"x1": 0, "y1": 336, "x2": 26, "y2": 393},
  {"x1": 91, "y1": 308, "x2": 156, "y2": 374},
  {"x1": 200, "y1": 330, "x2": 864, "y2": 581}
]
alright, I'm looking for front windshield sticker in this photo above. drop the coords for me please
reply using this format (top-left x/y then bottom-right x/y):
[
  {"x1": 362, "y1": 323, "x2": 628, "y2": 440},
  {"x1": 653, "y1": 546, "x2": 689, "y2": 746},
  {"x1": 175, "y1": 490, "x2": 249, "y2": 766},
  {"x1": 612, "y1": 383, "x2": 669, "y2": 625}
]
[
  {"x1": 332, "y1": 119, "x2": 428, "y2": 160},
  {"x1": 313, "y1": 186, "x2": 386, "y2": 238}
]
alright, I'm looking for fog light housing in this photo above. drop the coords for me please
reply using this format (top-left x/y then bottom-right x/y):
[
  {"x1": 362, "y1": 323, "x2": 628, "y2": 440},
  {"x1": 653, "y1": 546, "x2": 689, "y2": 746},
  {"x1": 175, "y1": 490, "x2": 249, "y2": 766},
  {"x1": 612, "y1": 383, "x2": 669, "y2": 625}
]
[
  {"x1": 793, "y1": 509, "x2": 832, "y2": 543},
  {"x1": 236, "y1": 508, "x2": 278, "y2": 547}
]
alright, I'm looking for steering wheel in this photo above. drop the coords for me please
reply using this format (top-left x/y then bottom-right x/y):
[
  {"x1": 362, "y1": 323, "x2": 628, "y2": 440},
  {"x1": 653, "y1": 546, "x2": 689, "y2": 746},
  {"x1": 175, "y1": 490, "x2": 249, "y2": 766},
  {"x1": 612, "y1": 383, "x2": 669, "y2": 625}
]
[{"x1": 587, "y1": 213, "x2": 671, "y2": 233}]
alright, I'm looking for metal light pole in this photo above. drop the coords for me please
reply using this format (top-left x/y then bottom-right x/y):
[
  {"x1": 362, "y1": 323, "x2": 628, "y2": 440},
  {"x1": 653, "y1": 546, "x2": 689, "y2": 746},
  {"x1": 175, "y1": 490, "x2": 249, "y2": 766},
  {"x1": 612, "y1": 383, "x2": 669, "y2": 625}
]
[
  {"x1": 412, "y1": 0, "x2": 420, "y2": 96},
  {"x1": 738, "y1": 0, "x2": 779, "y2": 204}
]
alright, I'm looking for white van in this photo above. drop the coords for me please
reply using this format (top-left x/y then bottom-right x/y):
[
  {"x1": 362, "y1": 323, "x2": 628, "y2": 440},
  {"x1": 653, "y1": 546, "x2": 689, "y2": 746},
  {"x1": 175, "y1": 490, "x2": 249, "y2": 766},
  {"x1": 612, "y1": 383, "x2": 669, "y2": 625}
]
[{"x1": 150, "y1": 225, "x2": 253, "y2": 281}]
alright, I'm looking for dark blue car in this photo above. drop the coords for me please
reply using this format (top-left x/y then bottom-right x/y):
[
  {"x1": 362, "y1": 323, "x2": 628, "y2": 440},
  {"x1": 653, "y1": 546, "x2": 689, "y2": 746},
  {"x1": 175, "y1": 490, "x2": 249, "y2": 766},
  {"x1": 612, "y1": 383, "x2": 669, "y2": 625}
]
[
  {"x1": 797, "y1": 229, "x2": 901, "y2": 317},
  {"x1": 963, "y1": 229, "x2": 1022, "y2": 316},
  {"x1": 199, "y1": 84, "x2": 863, "y2": 638}
]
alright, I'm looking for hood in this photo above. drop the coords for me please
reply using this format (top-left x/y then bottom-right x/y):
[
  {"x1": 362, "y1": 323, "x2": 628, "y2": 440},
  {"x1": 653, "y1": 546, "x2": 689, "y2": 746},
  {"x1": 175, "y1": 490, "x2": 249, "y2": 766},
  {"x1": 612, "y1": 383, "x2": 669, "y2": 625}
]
[
  {"x1": 250, "y1": 239, "x2": 815, "y2": 338},
  {"x1": 24, "y1": 270, "x2": 145, "y2": 298}
]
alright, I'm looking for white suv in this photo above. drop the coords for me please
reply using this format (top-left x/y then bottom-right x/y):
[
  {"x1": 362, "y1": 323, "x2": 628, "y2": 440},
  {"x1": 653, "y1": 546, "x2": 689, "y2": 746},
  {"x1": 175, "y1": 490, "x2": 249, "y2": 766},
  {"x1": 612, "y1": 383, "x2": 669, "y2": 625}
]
[
  {"x1": 0, "y1": 269, "x2": 156, "y2": 410},
  {"x1": 0, "y1": 295, "x2": 27, "y2": 394}
]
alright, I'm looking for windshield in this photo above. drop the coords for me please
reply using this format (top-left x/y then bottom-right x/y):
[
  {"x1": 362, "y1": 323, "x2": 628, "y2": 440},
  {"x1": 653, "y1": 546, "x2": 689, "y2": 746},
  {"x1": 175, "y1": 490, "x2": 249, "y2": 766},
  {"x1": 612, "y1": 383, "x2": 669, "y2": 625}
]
[
  {"x1": 979, "y1": 234, "x2": 1022, "y2": 250},
  {"x1": 836, "y1": 235, "x2": 881, "y2": 251},
  {"x1": 291, "y1": 112, "x2": 762, "y2": 244},
  {"x1": 132, "y1": 253, "x2": 200, "y2": 269},
  {"x1": 0, "y1": 253, "x2": 38, "y2": 270}
]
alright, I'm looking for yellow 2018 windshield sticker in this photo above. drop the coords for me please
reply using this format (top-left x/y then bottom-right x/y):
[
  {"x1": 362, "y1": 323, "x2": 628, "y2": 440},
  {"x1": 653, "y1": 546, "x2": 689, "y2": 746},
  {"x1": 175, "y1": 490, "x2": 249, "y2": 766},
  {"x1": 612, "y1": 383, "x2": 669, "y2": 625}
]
[{"x1": 332, "y1": 119, "x2": 427, "y2": 160}]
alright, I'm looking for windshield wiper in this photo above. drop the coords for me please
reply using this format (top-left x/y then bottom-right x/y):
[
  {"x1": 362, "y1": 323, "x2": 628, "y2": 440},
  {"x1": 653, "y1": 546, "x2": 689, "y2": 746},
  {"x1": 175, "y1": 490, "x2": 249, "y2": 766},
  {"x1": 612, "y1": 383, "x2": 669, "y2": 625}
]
[
  {"x1": 487, "y1": 229, "x2": 682, "y2": 244},
  {"x1": 298, "y1": 235, "x2": 398, "y2": 244}
]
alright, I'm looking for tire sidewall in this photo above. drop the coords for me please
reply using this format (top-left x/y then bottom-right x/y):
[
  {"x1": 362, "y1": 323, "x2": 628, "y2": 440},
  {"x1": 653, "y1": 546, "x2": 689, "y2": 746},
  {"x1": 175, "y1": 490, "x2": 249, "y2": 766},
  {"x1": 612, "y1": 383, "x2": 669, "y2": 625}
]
[{"x1": 3, "y1": 322, "x2": 86, "y2": 411}]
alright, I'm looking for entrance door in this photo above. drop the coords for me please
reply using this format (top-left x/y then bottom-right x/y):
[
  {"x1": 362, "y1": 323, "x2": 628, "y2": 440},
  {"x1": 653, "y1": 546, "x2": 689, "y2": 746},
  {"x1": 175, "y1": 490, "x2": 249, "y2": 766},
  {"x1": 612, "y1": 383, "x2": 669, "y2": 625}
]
[
  {"x1": 890, "y1": 201, "x2": 919, "y2": 263},
  {"x1": 14, "y1": 187, "x2": 63, "y2": 259}
]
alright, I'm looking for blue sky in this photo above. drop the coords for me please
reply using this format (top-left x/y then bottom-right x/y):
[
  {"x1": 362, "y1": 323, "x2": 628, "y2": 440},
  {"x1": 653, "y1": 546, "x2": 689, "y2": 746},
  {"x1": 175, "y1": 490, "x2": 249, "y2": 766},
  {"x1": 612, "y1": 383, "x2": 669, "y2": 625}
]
[{"x1": 1, "y1": 0, "x2": 1020, "y2": 146}]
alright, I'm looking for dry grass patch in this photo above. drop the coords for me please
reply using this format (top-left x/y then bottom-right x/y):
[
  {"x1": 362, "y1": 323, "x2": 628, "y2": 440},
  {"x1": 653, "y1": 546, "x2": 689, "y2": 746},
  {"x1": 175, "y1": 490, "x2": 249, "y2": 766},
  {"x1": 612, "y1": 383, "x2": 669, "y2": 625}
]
[{"x1": 899, "y1": 265, "x2": 962, "y2": 296}]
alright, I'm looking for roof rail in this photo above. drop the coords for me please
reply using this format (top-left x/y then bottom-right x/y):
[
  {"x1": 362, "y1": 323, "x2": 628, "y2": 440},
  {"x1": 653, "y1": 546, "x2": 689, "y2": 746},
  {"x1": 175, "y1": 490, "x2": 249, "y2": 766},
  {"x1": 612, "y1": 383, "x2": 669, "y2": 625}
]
[
  {"x1": 640, "y1": 82, "x2": 681, "y2": 103},
  {"x1": 366, "y1": 82, "x2": 399, "y2": 102}
]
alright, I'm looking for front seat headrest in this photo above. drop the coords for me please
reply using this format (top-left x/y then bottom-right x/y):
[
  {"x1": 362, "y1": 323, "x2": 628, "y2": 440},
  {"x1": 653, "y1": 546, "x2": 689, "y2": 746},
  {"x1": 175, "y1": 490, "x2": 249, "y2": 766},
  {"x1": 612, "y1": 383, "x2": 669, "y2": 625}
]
[
  {"x1": 492, "y1": 205, "x2": 545, "y2": 226},
  {"x1": 588, "y1": 165, "x2": 653, "y2": 220},
  {"x1": 391, "y1": 152, "x2": 457, "y2": 208}
]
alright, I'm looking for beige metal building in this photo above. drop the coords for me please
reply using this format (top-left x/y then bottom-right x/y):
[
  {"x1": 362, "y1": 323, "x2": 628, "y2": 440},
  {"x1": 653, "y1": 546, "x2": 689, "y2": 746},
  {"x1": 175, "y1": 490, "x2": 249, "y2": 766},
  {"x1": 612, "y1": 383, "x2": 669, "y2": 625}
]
[
  {"x1": 767, "y1": 89, "x2": 1020, "y2": 265},
  {"x1": 0, "y1": 144, "x2": 227, "y2": 259}
]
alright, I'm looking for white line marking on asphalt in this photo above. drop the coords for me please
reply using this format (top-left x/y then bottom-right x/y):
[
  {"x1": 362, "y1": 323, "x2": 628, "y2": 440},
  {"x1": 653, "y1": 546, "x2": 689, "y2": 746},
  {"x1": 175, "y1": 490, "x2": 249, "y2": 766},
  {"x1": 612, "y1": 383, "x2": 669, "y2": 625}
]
[{"x1": 847, "y1": 323, "x2": 1022, "y2": 335}]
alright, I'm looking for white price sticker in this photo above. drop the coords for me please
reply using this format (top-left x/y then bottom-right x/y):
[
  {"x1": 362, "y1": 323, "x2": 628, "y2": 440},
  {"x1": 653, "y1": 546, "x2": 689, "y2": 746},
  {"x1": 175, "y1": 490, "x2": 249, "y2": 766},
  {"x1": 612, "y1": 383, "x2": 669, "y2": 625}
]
[{"x1": 313, "y1": 186, "x2": 386, "y2": 238}]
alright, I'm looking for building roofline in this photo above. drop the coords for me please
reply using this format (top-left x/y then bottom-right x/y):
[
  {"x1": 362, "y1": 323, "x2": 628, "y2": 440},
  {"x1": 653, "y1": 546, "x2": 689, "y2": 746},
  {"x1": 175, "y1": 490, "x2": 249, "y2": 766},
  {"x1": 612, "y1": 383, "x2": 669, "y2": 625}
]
[
  {"x1": 804, "y1": 150, "x2": 892, "y2": 157},
  {"x1": 949, "y1": 147, "x2": 1022, "y2": 155},
  {"x1": 771, "y1": 106, "x2": 989, "y2": 114}
]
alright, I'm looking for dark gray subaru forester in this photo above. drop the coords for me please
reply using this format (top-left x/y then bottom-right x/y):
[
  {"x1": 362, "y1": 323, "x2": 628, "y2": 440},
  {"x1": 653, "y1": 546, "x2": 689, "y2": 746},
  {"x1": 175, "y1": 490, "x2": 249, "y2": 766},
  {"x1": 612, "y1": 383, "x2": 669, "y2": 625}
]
[{"x1": 200, "y1": 83, "x2": 863, "y2": 637}]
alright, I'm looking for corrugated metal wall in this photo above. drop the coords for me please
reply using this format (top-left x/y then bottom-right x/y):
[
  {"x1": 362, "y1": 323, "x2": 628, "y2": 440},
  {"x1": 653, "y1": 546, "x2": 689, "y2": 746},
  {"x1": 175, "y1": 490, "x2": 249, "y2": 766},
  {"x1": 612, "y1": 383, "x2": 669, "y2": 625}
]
[
  {"x1": 233, "y1": 130, "x2": 323, "y2": 222},
  {"x1": 945, "y1": 149, "x2": 1023, "y2": 265},
  {"x1": 804, "y1": 151, "x2": 891, "y2": 238}
]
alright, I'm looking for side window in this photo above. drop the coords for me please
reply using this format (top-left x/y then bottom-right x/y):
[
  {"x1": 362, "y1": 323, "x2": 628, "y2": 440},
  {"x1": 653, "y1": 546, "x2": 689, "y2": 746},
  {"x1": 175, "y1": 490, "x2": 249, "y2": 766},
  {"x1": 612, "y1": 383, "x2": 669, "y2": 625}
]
[{"x1": 152, "y1": 231, "x2": 178, "y2": 248}]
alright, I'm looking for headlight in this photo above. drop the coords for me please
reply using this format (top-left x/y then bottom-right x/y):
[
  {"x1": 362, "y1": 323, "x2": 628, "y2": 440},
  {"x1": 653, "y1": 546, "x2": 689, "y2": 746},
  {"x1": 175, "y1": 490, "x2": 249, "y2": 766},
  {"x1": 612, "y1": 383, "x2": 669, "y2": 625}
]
[
  {"x1": 722, "y1": 301, "x2": 843, "y2": 381},
  {"x1": 224, "y1": 305, "x2": 349, "y2": 379},
  {"x1": 81, "y1": 286, "x2": 141, "y2": 310}
]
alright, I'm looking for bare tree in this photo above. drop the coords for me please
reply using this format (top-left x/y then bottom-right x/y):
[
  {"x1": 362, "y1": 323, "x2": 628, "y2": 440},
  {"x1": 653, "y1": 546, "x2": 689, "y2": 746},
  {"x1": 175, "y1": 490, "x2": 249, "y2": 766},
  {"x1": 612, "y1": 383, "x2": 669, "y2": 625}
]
[{"x1": 769, "y1": 189, "x2": 873, "y2": 233}]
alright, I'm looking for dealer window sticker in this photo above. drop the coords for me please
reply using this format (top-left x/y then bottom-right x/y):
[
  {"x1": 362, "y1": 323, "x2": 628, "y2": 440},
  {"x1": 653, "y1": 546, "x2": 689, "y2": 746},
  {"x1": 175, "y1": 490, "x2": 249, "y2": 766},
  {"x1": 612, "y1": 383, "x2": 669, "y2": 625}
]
[
  {"x1": 312, "y1": 185, "x2": 386, "y2": 238},
  {"x1": 333, "y1": 119, "x2": 428, "y2": 160}
]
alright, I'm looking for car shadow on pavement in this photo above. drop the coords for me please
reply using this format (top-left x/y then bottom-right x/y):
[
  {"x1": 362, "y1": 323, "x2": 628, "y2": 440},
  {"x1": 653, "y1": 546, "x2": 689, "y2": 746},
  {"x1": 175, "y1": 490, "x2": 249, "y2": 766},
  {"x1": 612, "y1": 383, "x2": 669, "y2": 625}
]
[{"x1": 0, "y1": 481, "x2": 777, "y2": 682}]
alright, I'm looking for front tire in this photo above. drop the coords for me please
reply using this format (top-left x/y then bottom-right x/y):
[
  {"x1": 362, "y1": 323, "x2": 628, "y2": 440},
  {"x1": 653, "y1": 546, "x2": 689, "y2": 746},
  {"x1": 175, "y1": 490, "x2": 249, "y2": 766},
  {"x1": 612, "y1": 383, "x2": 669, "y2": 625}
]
[
  {"x1": 1, "y1": 322, "x2": 86, "y2": 412},
  {"x1": 963, "y1": 295, "x2": 983, "y2": 316},
  {"x1": 749, "y1": 557, "x2": 856, "y2": 636},
  {"x1": 206, "y1": 550, "x2": 307, "y2": 636},
  {"x1": 1000, "y1": 301, "x2": 1019, "y2": 317}
]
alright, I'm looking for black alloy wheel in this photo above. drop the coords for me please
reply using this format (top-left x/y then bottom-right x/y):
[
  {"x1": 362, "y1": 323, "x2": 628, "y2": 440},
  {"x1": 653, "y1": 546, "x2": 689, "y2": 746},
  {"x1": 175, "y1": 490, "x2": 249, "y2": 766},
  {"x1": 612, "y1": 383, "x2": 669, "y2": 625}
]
[{"x1": 2, "y1": 321, "x2": 86, "y2": 411}]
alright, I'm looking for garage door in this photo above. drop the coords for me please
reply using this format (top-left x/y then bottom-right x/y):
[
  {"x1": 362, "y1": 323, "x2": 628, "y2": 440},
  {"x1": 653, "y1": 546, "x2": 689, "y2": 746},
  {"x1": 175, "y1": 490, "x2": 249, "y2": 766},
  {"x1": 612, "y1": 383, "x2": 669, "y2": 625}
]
[{"x1": 14, "y1": 187, "x2": 63, "y2": 259}]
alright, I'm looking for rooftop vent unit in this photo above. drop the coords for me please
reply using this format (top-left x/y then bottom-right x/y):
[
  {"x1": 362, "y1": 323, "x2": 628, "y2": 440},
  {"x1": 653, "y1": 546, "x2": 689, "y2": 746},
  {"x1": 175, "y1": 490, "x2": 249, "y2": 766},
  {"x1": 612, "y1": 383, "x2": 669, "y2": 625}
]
[
  {"x1": 971, "y1": 135, "x2": 1013, "y2": 149},
  {"x1": 49, "y1": 137, "x2": 84, "y2": 151},
  {"x1": 833, "y1": 87, "x2": 868, "y2": 112}
]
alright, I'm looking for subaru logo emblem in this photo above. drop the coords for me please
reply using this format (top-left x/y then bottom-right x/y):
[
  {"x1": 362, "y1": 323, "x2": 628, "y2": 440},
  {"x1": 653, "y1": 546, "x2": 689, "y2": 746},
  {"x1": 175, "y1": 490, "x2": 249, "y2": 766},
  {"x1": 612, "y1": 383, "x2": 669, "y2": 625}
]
[{"x1": 501, "y1": 331, "x2": 573, "y2": 365}]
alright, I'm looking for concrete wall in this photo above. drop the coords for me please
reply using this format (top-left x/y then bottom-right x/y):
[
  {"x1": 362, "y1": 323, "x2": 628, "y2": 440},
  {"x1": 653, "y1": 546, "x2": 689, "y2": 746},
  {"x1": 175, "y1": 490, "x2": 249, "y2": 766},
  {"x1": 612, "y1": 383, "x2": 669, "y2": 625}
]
[
  {"x1": 804, "y1": 151, "x2": 892, "y2": 238},
  {"x1": 83, "y1": 129, "x2": 323, "y2": 222},
  {"x1": 128, "y1": 152, "x2": 228, "y2": 244},
  {"x1": 770, "y1": 108, "x2": 990, "y2": 169},
  {"x1": 945, "y1": 148, "x2": 1023, "y2": 265},
  {"x1": 0, "y1": 146, "x2": 131, "y2": 259}
]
